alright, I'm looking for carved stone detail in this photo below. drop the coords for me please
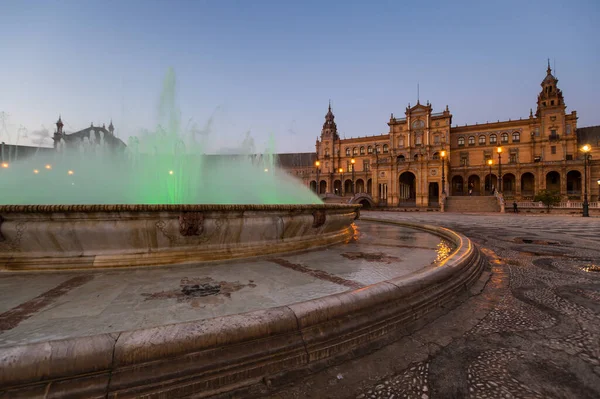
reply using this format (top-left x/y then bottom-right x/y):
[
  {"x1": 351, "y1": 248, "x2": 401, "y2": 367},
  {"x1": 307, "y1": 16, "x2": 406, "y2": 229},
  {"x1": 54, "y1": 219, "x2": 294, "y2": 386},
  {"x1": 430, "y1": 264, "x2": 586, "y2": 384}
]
[
  {"x1": 179, "y1": 212, "x2": 204, "y2": 236},
  {"x1": 312, "y1": 210, "x2": 326, "y2": 228}
]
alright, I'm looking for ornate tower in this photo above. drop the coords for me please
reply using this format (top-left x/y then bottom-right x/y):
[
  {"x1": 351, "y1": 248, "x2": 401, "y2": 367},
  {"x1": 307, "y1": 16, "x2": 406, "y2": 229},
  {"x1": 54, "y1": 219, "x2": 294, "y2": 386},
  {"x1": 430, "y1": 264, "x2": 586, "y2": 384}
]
[
  {"x1": 536, "y1": 61, "x2": 566, "y2": 118},
  {"x1": 53, "y1": 115, "x2": 64, "y2": 149},
  {"x1": 317, "y1": 101, "x2": 340, "y2": 172},
  {"x1": 321, "y1": 101, "x2": 339, "y2": 140},
  {"x1": 108, "y1": 120, "x2": 114, "y2": 135}
]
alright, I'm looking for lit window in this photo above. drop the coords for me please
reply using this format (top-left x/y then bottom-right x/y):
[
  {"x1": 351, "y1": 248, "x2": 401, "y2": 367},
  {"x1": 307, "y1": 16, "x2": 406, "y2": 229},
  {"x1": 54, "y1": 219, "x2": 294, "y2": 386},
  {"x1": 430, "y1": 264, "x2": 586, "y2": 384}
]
[
  {"x1": 383, "y1": 144, "x2": 389, "y2": 153},
  {"x1": 458, "y1": 137, "x2": 465, "y2": 146},
  {"x1": 345, "y1": 148, "x2": 350, "y2": 156},
  {"x1": 360, "y1": 146, "x2": 365, "y2": 155},
  {"x1": 367, "y1": 146, "x2": 373, "y2": 154},
  {"x1": 479, "y1": 135, "x2": 486, "y2": 145},
  {"x1": 468, "y1": 136, "x2": 475, "y2": 145},
  {"x1": 512, "y1": 132, "x2": 520, "y2": 142},
  {"x1": 501, "y1": 133, "x2": 509, "y2": 143},
  {"x1": 353, "y1": 147, "x2": 358, "y2": 156},
  {"x1": 490, "y1": 134, "x2": 497, "y2": 144}
]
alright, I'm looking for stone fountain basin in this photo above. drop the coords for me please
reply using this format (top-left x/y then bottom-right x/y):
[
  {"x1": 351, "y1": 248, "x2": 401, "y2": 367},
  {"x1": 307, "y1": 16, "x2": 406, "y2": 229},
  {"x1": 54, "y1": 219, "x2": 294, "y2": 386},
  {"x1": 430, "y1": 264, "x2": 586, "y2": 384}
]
[{"x1": 0, "y1": 204, "x2": 360, "y2": 271}]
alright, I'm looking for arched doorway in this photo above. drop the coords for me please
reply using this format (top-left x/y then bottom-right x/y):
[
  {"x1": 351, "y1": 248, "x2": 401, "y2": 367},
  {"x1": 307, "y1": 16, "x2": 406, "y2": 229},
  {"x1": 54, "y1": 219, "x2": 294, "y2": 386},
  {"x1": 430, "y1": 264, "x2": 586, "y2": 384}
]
[
  {"x1": 451, "y1": 175, "x2": 464, "y2": 196},
  {"x1": 546, "y1": 171, "x2": 561, "y2": 193},
  {"x1": 355, "y1": 179, "x2": 365, "y2": 193},
  {"x1": 566, "y1": 170, "x2": 582, "y2": 198},
  {"x1": 399, "y1": 172, "x2": 416, "y2": 205},
  {"x1": 319, "y1": 180, "x2": 327, "y2": 194},
  {"x1": 366, "y1": 179, "x2": 372, "y2": 195},
  {"x1": 359, "y1": 199, "x2": 372, "y2": 209},
  {"x1": 428, "y1": 182, "x2": 439, "y2": 205},
  {"x1": 485, "y1": 174, "x2": 498, "y2": 195},
  {"x1": 310, "y1": 180, "x2": 317, "y2": 193},
  {"x1": 520, "y1": 173, "x2": 535, "y2": 198},
  {"x1": 467, "y1": 175, "x2": 480, "y2": 195},
  {"x1": 503, "y1": 173, "x2": 516, "y2": 197},
  {"x1": 344, "y1": 179, "x2": 353, "y2": 195},
  {"x1": 333, "y1": 179, "x2": 342, "y2": 196}
]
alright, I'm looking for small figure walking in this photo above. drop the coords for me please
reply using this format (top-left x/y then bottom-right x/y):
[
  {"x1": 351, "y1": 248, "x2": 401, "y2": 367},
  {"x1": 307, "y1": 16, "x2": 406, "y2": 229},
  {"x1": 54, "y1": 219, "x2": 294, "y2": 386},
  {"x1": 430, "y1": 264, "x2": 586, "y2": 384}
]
[
  {"x1": 513, "y1": 201, "x2": 518, "y2": 213},
  {"x1": 468, "y1": 182, "x2": 473, "y2": 196}
]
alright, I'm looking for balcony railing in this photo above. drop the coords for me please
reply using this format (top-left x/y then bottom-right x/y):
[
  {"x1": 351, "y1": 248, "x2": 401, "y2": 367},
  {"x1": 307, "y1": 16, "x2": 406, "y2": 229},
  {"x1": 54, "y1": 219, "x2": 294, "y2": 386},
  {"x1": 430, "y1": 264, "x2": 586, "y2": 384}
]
[{"x1": 549, "y1": 134, "x2": 560, "y2": 141}]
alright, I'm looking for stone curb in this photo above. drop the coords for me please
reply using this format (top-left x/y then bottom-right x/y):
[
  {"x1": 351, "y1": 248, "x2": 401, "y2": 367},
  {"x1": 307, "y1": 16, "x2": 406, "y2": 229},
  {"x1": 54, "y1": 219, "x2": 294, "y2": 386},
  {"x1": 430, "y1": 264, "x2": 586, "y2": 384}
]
[{"x1": 0, "y1": 220, "x2": 485, "y2": 398}]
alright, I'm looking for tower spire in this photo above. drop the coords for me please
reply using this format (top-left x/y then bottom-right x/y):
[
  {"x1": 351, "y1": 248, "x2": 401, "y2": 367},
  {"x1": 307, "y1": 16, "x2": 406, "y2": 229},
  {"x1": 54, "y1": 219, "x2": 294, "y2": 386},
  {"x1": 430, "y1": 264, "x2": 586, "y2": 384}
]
[
  {"x1": 547, "y1": 58, "x2": 552, "y2": 74},
  {"x1": 417, "y1": 83, "x2": 420, "y2": 104}
]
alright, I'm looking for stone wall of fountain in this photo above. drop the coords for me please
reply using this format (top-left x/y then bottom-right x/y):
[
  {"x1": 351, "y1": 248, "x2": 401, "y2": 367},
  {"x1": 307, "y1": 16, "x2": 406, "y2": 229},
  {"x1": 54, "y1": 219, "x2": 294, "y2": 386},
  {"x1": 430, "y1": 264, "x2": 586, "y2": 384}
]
[{"x1": 0, "y1": 204, "x2": 359, "y2": 271}]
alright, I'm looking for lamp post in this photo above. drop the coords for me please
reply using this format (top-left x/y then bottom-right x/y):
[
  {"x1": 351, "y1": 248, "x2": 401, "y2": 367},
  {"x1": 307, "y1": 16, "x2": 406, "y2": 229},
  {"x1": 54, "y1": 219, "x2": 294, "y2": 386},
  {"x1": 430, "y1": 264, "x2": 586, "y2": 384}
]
[
  {"x1": 497, "y1": 147, "x2": 503, "y2": 193},
  {"x1": 487, "y1": 159, "x2": 493, "y2": 194},
  {"x1": 315, "y1": 160, "x2": 320, "y2": 195},
  {"x1": 351, "y1": 158, "x2": 356, "y2": 194},
  {"x1": 582, "y1": 144, "x2": 590, "y2": 217},
  {"x1": 440, "y1": 150, "x2": 446, "y2": 194},
  {"x1": 339, "y1": 168, "x2": 344, "y2": 196},
  {"x1": 597, "y1": 178, "x2": 600, "y2": 203}
]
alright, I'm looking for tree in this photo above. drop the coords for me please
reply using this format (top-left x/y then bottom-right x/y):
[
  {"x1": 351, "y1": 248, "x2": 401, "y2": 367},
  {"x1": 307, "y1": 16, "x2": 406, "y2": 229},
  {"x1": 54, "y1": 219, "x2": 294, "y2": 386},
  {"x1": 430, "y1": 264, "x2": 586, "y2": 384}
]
[{"x1": 533, "y1": 190, "x2": 561, "y2": 213}]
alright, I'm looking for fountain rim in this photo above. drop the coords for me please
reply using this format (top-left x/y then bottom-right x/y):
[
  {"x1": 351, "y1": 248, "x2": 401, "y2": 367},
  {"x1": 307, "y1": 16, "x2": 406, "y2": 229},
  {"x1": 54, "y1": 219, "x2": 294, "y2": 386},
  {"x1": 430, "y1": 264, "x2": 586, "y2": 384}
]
[{"x1": 0, "y1": 203, "x2": 361, "y2": 213}]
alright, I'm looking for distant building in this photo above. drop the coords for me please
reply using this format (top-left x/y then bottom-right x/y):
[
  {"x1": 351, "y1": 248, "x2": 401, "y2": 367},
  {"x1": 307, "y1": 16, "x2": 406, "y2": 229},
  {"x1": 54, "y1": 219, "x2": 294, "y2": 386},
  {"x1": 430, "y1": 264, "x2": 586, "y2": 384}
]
[
  {"x1": 298, "y1": 64, "x2": 600, "y2": 205},
  {"x1": 53, "y1": 117, "x2": 126, "y2": 152}
]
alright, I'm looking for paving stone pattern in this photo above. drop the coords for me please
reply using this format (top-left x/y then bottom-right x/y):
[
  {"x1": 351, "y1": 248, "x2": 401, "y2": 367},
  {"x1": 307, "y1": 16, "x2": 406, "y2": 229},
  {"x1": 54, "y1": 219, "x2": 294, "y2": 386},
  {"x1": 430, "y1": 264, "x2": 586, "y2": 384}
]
[{"x1": 266, "y1": 213, "x2": 600, "y2": 399}]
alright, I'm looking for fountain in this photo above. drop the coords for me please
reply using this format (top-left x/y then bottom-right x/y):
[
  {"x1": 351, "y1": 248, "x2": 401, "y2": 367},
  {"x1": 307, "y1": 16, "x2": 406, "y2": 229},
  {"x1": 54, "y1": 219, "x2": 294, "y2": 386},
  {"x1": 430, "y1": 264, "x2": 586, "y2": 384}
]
[
  {"x1": 0, "y1": 68, "x2": 359, "y2": 270},
  {"x1": 0, "y1": 69, "x2": 483, "y2": 399}
]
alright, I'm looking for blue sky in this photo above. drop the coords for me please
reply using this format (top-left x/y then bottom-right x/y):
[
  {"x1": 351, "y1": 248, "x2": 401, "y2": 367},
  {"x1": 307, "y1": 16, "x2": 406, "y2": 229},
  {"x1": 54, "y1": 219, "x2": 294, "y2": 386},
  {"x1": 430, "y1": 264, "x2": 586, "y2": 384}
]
[{"x1": 1, "y1": 0, "x2": 598, "y2": 153}]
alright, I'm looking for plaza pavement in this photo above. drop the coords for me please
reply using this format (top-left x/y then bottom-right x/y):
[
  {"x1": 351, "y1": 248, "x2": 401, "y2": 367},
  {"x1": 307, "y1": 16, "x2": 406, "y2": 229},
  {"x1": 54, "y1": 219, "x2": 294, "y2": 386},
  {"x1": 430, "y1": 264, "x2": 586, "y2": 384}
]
[{"x1": 263, "y1": 211, "x2": 600, "y2": 399}]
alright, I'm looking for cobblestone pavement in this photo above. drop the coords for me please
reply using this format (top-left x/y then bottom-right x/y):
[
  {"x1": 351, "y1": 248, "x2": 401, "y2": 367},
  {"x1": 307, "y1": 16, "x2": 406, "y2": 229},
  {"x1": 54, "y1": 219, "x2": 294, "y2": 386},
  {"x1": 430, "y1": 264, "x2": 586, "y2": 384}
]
[{"x1": 264, "y1": 212, "x2": 600, "y2": 399}]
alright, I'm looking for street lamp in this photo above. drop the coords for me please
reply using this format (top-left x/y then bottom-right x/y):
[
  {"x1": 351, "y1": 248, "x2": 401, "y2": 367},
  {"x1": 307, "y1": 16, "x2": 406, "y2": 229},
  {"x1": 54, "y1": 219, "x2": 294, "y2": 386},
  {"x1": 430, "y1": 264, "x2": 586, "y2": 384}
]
[
  {"x1": 351, "y1": 158, "x2": 356, "y2": 194},
  {"x1": 597, "y1": 178, "x2": 600, "y2": 202},
  {"x1": 339, "y1": 167, "x2": 344, "y2": 196},
  {"x1": 582, "y1": 144, "x2": 591, "y2": 217},
  {"x1": 487, "y1": 159, "x2": 493, "y2": 194},
  {"x1": 315, "y1": 160, "x2": 321, "y2": 195},
  {"x1": 440, "y1": 150, "x2": 446, "y2": 194},
  {"x1": 497, "y1": 147, "x2": 503, "y2": 193}
]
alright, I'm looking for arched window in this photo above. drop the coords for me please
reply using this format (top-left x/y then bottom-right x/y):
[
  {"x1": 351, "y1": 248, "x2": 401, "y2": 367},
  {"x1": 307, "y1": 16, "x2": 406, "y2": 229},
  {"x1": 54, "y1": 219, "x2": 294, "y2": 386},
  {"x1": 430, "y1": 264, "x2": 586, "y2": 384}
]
[
  {"x1": 479, "y1": 135, "x2": 486, "y2": 145},
  {"x1": 458, "y1": 137, "x2": 465, "y2": 146},
  {"x1": 353, "y1": 147, "x2": 358, "y2": 156},
  {"x1": 433, "y1": 135, "x2": 440, "y2": 144},
  {"x1": 376, "y1": 145, "x2": 381, "y2": 154},
  {"x1": 412, "y1": 119, "x2": 425, "y2": 129},
  {"x1": 468, "y1": 136, "x2": 475, "y2": 145},
  {"x1": 490, "y1": 134, "x2": 497, "y2": 144},
  {"x1": 501, "y1": 133, "x2": 509, "y2": 143},
  {"x1": 414, "y1": 154, "x2": 419, "y2": 161},
  {"x1": 397, "y1": 154, "x2": 405, "y2": 163},
  {"x1": 432, "y1": 152, "x2": 440, "y2": 160},
  {"x1": 325, "y1": 149, "x2": 329, "y2": 156},
  {"x1": 416, "y1": 134, "x2": 422, "y2": 145},
  {"x1": 367, "y1": 146, "x2": 373, "y2": 154},
  {"x1": 383, "y1": 144, "x2": 389, "y2": 153},
  {"x1": 345, "y1": 148, "x2": 350, "y2": 156},
  {"x1": 399, "y1": 136, "x2": 405, "y2": 147},
  {"x1": 512, "y1": 132, "x2": 520, "y2": 142},
  {"x1": 360, "y1": 146, "x2": 365, "y2": 155}
]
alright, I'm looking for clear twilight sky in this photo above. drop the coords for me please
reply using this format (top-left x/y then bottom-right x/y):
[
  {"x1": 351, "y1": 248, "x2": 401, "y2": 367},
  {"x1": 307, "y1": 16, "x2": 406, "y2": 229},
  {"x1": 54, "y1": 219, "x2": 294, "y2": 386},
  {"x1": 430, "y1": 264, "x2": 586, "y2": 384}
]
[{"x1": 1, "y1": 0, "x2": 598, "y2": 153}]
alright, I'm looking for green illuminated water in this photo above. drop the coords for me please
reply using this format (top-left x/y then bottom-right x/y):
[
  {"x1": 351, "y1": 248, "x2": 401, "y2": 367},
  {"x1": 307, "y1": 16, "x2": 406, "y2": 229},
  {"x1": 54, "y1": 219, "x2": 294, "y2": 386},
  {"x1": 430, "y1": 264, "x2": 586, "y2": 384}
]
[{"x1": 0, "y1": 69, "x2": 321, "y2": 205}]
